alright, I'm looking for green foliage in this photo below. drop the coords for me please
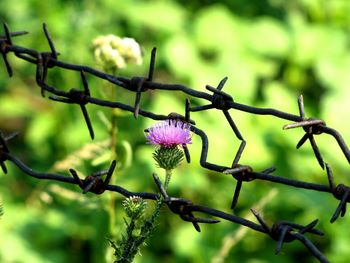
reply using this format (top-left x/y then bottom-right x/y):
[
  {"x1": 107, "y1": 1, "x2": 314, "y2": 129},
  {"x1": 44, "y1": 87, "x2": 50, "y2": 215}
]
[{"x1": 0, "y1": 0, "x2": 350, "y2": 263}]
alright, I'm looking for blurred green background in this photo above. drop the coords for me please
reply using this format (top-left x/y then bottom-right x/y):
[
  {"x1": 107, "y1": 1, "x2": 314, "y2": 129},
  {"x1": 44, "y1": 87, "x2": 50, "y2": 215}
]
[{"x1": 1, "y1": 0, "x2": 350, "y2": 262}]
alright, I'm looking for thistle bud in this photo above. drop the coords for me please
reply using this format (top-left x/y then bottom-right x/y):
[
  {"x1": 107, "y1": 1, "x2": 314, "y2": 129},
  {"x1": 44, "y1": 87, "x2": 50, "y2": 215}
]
[{"x1": 122, "y1": 196, "x2": 147, "y2": 220}]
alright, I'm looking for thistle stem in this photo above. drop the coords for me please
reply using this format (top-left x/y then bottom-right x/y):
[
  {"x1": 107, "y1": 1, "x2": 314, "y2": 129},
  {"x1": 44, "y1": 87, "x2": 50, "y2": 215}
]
[
  {"x1": 114, "y1": 169, "x2": 173, "y2": 262},
  {"x1": 164, "y1": 169, "x2": 172, "y2": 189}
]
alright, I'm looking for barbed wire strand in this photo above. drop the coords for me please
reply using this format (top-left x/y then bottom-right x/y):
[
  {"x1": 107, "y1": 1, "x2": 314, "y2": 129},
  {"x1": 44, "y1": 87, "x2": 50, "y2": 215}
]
[{"x1": 2, "y1": 23, "x2": 350, "y2": 262}]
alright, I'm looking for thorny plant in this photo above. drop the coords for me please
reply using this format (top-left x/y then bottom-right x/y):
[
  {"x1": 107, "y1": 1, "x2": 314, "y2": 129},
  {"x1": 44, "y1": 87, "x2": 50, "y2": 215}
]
[
  {"x1": 111, "y1": 119, "x2": 192, "y2": 263},
  {"x1": 1, "y1": 23, "x2": 350, "y2": 263}
]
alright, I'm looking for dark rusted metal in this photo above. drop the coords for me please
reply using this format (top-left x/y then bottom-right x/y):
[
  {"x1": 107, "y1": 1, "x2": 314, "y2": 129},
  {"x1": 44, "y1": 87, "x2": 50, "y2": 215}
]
[
  {"x1": 69, "y1": 160, "x2": 116, "y2": 194},
  {"x1": 148, "y1": 47, "x2": 156, "y2": 81},
  {"x1": 252, "y1": 210, "x2": 328, "y2": 263},
  {"x1": 325, "y1": 163, "x2": 350, "y2": 223},
  {"x1": 0, "y1": 131, "x2": 18, "y2": 174},
  {"x1": 283, "y1": 95, "x2": 326, "y2": 169},
  {"x1": 2, "y1": 23, "x2": 350, "y2": 263}
]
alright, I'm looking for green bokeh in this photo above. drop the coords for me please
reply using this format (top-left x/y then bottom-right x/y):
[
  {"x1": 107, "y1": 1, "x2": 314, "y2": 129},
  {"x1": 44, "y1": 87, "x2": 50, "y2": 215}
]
[{"x1": 1, "y1": 1, "x2": 350, "y2": 262}]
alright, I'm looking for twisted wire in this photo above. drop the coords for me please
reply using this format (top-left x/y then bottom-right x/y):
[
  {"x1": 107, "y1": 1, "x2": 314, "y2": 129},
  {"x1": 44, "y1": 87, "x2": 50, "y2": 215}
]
[{"x1": 2, "y1": 23, "x2": 349, "y2": 263}]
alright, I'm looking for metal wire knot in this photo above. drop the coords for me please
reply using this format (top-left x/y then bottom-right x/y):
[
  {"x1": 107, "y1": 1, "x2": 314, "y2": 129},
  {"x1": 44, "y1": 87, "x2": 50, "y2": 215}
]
[
  {"x1": 69, "y1": 160, "x2": 116, "y2": 194},
  {"x1": 251, "y1": 209, "x2": 328, "y2": 263}
]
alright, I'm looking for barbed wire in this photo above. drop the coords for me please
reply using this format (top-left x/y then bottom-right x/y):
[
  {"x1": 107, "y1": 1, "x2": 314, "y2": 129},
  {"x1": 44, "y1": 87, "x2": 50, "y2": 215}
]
[{"x1": 1, "y1": 23, "x2": 349, "y2": 262}]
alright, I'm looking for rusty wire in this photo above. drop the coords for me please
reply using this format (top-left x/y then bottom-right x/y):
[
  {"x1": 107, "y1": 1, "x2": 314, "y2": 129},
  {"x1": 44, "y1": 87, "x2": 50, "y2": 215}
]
[{"x1": 1, "y1": 23, "x2": 350, "y2": 262}]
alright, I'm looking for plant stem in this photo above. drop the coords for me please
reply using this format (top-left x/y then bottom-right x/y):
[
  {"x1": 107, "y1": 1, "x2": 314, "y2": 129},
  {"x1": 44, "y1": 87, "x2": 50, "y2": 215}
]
[
  {"x1": 117, "y1": 220, "x2": 136, "y2": 263},
  {"x1": 115, "y1": 169, "x2": 173, "y2": 262},
  {"x1": 164, "y1": 169, "x2": 172, "y2": 189},
  {"x1": 109, "y1": 68, "x2": 117, "y2": 238},
  {"x1": 141, "y1": 169, "x2": 171, "y2": 232}
]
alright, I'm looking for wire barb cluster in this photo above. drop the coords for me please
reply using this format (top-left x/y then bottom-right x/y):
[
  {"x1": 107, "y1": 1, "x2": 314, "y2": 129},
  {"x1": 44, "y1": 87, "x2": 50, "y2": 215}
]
[{"x1": 1, "y1": 23, "x2": 349, "y2": 263}]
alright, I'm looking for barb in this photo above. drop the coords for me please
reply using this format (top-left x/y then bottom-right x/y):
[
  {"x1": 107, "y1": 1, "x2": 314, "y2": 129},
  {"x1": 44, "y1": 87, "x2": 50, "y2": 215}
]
[
  {"x1": 0, "y1": 23, "x2": 28, "y2": 77},
  {"x1": 70, "y1": 160, "x2": 116, "y2": 194},
  {"x1": 1, "y1": 142, "x2": 331, "y2": 262},
  {"x1": 325, "y1": 163, "x2": 350, "y2": 223},
  {"x1": 283, "y1": 95, "x2": 326, "y2": 169},
  {"x1": 3, "y1": 23, "x2": 350, "y2": 262},
  {"x1": 251, "y1": 209, "x2": 328, "y2": 263},
  {"x1": 152, "y1": 173, "x2": 219, "y2": 232}
]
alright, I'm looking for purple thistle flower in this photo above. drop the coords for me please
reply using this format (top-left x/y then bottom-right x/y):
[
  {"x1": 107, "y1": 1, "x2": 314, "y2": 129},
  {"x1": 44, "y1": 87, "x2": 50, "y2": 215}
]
[{"x1": 145, "y1": 120, "x2": 192, "y2": 148}]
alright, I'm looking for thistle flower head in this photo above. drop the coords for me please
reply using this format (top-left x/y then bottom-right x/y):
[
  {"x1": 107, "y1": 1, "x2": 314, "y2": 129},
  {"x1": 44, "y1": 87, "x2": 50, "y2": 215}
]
[
  {"x1": 145, "y1": 120, "x2": 192, "y2": 148},
  {"x1": 145, "y1": 120, "x2": 192, "y2": 170}
]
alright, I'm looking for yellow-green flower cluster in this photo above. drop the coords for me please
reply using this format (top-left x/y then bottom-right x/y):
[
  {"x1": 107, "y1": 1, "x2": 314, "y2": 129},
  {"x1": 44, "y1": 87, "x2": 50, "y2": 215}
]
[{"x1": 92, "y1": 34, "x2": 142, "y2": 70}]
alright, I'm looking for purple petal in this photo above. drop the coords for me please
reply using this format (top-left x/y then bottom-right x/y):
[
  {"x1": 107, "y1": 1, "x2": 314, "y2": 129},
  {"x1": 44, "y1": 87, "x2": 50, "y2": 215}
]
[{"x1": 145, "y1": 120, "x2": 192, "y2": 147}]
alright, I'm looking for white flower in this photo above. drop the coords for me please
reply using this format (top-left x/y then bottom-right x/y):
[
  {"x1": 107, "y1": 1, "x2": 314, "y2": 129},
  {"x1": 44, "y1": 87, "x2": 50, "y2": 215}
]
[{"x1": 92, "y1": 34, "x2": 142, "y2": 70}]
